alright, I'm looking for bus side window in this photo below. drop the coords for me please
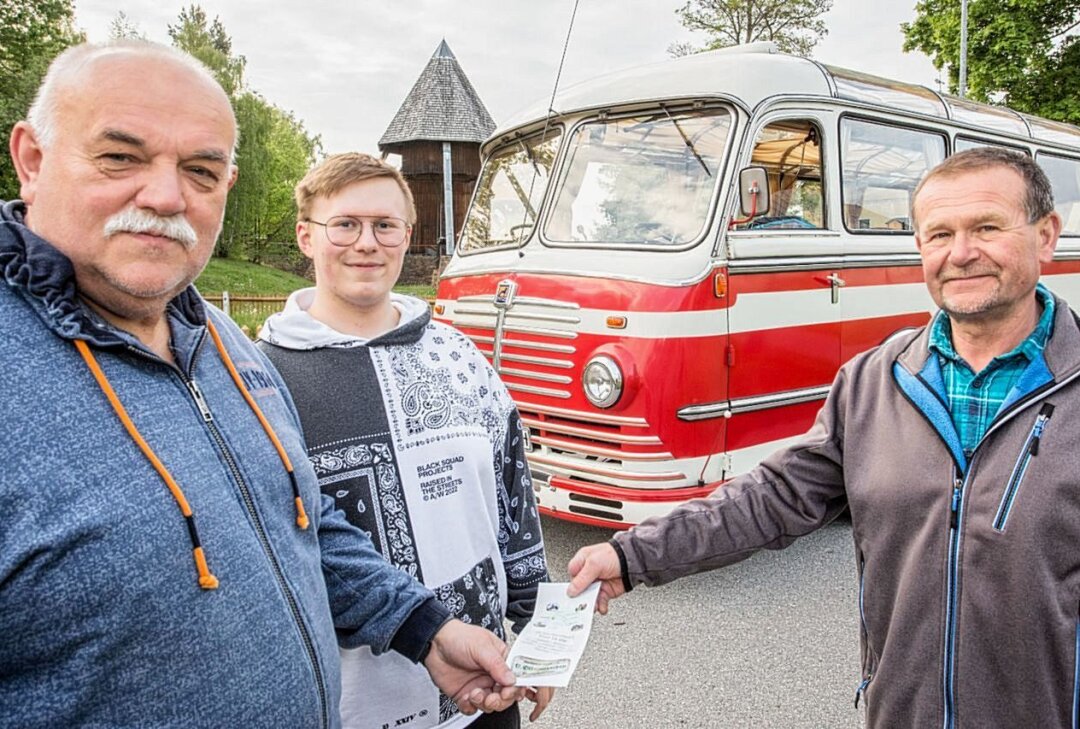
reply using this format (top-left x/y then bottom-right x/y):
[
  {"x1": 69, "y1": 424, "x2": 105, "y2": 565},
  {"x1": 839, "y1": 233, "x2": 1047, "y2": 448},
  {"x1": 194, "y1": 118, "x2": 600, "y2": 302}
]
[
  {"x1": 954, "y1": 136, "x2": 1030, "y2": 155},
  {"x1": 739, "y1": 119, "x2": 824, "y2": 230},
  {"x1": 840, "y1": 119, "x2": 946, "y2": 233},
  {"x1": 1037, "y1": 152, "x2": 1080, "y2": 236}
]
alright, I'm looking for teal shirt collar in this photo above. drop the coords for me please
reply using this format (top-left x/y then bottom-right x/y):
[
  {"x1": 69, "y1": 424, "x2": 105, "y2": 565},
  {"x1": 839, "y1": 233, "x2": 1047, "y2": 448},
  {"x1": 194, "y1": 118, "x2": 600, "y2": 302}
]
[{"x1": 929, "y1": 283, "x2": 1055, "y2": 370}]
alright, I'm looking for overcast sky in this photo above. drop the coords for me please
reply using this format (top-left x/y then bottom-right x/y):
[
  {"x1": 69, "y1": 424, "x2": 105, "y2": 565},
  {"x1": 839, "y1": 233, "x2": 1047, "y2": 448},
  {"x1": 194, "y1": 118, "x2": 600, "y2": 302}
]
[{"x1": 72, "y1": 1, "x2": 941, "y2": 156}]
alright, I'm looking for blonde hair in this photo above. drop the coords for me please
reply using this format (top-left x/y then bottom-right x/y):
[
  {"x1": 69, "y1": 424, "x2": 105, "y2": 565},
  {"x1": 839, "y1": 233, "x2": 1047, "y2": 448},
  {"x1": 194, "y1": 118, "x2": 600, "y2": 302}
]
[{"x1": 294, "y1": 153, "x2": 416, "y2": 224}]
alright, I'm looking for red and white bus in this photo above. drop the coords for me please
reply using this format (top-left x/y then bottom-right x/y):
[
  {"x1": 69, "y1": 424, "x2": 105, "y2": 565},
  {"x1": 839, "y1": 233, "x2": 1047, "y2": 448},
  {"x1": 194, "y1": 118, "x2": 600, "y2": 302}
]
[{"x1": 434, "y1": 43, "x2": 1080, "y2": 528}]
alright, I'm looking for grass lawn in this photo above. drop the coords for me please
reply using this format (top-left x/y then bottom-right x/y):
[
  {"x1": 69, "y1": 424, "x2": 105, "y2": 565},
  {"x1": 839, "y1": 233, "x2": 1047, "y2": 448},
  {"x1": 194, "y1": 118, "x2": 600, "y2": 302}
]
[
  {"x1": 194, "y1": 257, "x2": 312, "y2": 296},
  {"x1": 194, "y1": 258, "x2": 436, "y2": 335}
]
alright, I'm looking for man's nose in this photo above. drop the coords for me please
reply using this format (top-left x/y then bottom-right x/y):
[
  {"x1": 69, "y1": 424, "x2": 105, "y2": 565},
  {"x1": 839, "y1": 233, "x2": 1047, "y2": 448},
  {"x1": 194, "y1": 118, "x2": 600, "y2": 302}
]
[
  {"x1": 133, "y1": 164, "x2": 186, "y2": 217},
  {"x1": 946, "y1": 230, "x2": 980, "y2": 265},
  {"x1": 351, "y1": 221, "x2": 379, "y2": 250}
]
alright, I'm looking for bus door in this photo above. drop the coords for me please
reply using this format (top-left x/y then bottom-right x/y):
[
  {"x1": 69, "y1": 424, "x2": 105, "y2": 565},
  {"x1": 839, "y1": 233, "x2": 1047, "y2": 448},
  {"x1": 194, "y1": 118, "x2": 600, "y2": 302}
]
[
  {"x1": 723, "y1": 113, "x2": 841, "y2": 474},
  {"x1": 837, "y1": 117, "x2": 944, "y2": 362}
]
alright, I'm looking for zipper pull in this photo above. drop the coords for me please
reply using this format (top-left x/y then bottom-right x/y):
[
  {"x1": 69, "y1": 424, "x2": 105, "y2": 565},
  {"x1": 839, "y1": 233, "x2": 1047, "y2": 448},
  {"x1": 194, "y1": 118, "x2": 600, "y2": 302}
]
[
  {"x1": 1029, "y1": 403, "x2": 1054, "y2": 456},
  {"x1": 187, "y1": 380, "x2": 214, "y2": 423},
  {"x1": 950, "y1": 479, "x2": 962, "y2": 530}
]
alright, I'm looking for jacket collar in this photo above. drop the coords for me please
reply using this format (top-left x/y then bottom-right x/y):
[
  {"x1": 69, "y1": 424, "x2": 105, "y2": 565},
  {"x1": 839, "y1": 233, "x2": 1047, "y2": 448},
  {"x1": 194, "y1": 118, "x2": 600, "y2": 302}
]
[{"x1": 0, "y1": 199, "x2": 207, "y2": 351}]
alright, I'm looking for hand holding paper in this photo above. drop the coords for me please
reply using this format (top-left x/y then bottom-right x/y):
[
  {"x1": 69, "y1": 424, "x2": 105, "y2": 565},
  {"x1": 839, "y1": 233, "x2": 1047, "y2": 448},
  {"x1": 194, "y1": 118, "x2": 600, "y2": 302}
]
[{"x1": 505, "y1": 582, "x2": 601, "y2": 687}]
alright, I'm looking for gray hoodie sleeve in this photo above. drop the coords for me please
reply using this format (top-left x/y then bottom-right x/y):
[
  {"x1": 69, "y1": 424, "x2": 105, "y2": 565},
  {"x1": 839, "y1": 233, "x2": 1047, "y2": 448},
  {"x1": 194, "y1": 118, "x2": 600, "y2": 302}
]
[
  {"x1": 613, "y1": 365, "x2": 851, "y2": 588},
  {"x1": 500, "y1": 409, "x2": 550, "y2": 633}
]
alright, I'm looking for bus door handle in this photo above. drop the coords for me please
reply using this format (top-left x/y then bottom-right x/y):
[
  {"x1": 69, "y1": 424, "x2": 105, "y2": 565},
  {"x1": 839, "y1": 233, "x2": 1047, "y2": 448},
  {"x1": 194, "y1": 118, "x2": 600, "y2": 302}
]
[{"x1": 815, "y1": 273, "x2": 846, "y2": 304}]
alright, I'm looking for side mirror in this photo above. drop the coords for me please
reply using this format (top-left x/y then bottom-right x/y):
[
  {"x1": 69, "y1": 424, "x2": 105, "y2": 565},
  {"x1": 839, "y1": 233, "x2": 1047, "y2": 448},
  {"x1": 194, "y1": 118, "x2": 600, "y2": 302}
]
[{"x1": 738, "y1": 167, "x2": 770, "y2": 218}]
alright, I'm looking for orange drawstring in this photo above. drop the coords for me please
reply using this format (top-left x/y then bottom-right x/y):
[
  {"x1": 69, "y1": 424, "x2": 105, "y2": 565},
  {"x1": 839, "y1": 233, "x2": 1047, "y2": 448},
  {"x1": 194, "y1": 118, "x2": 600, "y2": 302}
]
[
  {"x1": 206, "y1": 321, "x2": 309, "y2": 531},
  {"x1": 75, "y1": 320, "x2": 309, "y2": 590}
]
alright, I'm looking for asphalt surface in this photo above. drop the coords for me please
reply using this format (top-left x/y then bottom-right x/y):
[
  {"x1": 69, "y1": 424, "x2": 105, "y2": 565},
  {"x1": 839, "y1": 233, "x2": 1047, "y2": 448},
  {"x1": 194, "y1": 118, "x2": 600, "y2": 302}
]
[{"x1": 525, "y1": 515, "x2": 862, "y2": 729}]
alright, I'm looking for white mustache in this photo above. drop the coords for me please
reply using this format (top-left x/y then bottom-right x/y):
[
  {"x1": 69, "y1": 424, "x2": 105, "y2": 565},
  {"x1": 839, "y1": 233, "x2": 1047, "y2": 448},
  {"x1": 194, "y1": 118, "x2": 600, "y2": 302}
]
[{"x1": 103, "y1": 207, "x2": 199, "y2": 249}]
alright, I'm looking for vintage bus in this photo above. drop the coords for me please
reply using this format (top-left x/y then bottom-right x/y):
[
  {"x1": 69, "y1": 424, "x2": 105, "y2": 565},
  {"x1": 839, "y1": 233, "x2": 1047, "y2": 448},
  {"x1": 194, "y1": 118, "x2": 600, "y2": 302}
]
[{"x1": 433, "y1": 42, "x2": 1080, "y2": 528}]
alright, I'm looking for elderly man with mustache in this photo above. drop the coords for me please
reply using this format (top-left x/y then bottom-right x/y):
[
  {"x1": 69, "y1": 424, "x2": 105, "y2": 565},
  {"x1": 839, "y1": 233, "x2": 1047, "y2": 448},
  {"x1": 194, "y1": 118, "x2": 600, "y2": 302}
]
[
  {"x1": 0, "y1": 41, "x2": 520, "y2": 728},
  {"x1": 568, "y1": 146, "x2": 1080, "y2": 729}
]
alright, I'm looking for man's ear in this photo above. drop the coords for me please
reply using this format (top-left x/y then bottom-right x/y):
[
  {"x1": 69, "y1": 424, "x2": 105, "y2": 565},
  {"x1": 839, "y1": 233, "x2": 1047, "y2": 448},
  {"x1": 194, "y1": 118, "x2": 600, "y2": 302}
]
[
  {"x1": 1036, "y1": 211, "x2": 1062, "y2": 264},
  {"x1": 10, "y1": 122, "x2": 45, "y2": 204},
  {"x1": 227, "y1": 164, "x2": 238, "y2": 191},
  {"x1": 296, "y1": 220, "x2": 316, "y2": 260}
]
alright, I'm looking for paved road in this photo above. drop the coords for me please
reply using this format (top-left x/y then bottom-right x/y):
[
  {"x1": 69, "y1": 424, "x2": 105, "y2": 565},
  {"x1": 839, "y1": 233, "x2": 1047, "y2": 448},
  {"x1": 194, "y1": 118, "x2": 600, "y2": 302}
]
[{"x1": 527, "y1": 515, "x2": 862, "y2": 729}]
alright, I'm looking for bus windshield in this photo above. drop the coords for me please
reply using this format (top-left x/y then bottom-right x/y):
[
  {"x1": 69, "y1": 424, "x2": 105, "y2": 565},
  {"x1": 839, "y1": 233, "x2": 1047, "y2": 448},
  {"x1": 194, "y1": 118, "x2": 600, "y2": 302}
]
[
  {"x1": 459, "y1": 130, "x2": 562, "y2": 253},
  {"x1": 544, "y1": 108, "x2": 731, "y2": 247}
]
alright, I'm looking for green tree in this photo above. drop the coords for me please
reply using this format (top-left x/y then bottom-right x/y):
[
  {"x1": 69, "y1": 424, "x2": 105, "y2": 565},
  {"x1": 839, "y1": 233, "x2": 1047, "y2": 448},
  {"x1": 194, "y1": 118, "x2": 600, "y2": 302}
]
[
  {"x1": 108, "y1": 11, "x2": 146, "y2": 41},
  {"x1": 168, "y1": 5, "x2": 245, "y2": 97},
  {"x1": 0, "y1": 0, "x2": 83, "y2": 199},
  {"x1": 168, "y1": 5, "x2": 320, "y2": 262},
  {"x1": 669, "y1": 0, "x2": 833, "y2": 57},
  {"x1": 903, "y1": 0, "x2": 1080, "y2": 123}
]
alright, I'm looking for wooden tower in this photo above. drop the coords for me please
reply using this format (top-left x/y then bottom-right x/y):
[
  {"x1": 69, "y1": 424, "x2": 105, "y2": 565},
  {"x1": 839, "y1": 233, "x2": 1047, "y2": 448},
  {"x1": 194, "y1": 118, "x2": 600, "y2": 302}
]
[{"x1": 379, "y1": 40, "x2": 495, "y2": 256}]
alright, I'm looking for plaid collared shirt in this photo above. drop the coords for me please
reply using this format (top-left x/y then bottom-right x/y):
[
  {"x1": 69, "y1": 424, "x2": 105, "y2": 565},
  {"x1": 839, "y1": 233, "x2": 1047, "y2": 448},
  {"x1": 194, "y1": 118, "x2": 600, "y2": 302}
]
[{"x1": 928, "y1": 284, "x2": 1055, "y2": 458}]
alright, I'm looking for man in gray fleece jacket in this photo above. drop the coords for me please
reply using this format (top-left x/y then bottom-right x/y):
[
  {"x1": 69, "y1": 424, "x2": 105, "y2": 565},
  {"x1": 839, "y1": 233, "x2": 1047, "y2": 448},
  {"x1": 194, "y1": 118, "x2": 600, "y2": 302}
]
[{"x1": 569, "y1": 147, "x2": 1080, "y2": 728}]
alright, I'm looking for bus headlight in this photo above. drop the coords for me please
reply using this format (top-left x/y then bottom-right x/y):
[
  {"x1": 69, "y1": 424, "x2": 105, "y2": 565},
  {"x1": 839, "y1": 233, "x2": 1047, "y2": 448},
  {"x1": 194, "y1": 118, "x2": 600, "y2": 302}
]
[{"x1": 582, "y1": 355, "x2": 623, "y2": 408}]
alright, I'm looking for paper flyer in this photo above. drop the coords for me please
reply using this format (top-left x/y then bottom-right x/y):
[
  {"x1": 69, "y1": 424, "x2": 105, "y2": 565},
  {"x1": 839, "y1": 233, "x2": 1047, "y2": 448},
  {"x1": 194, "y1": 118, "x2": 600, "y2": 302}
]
[{"x1": 505, "y1": 581, "x2": 601, "y2": 687}]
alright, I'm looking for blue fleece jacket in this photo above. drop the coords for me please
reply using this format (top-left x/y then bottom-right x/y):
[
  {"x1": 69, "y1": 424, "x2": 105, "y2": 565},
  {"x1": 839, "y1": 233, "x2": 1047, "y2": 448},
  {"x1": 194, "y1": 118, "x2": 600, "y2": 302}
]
[{"x1": 0, "y1": 201, "x2": 449, "y2": 729}]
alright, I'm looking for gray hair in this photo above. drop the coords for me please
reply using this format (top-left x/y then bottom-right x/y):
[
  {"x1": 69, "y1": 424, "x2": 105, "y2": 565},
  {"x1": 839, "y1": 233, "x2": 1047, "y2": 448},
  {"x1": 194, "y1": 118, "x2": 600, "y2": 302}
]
[
  {"x1": 912, "y1": 146, "x2": 1055, "y2": 227},
  {"x1": 26, "y1": 40, "x2": 238, "y2": 157}
]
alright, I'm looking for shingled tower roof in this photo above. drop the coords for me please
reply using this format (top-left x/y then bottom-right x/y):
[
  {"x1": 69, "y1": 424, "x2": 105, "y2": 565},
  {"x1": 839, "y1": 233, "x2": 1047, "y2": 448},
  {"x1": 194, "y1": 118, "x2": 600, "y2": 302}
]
[{"x1": 378, "y1": 40, "x2": 496, "y2": 152}]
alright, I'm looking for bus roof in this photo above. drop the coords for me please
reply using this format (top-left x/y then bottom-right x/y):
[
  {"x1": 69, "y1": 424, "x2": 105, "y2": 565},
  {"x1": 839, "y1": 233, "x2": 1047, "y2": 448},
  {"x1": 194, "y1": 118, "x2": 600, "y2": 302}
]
[{"x1": 489, "y1": 43, "x2": 1080, "y2": 152}]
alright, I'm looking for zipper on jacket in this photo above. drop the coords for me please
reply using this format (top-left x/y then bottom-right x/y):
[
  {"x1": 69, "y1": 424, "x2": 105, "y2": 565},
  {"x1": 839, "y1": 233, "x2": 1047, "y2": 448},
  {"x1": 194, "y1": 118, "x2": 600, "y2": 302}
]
[
  {"x1": 855, "y1": 552, "x2": 875, "y2": 709},
  {"x1": 898, "y1": 355, "x2": 1079, "y2": 729},
  {"x1": 992, "y1": 403, "x2": 1053, "y2": 531},
  {"x1": 1073, "y1": 616, "x2": 1080, "y2": 729},
  {"x1": 128, "y1": 342, "x2": 330, "y2": 729},
  {"x1": 942, "y1": 468, "x2": 969, "y2": 729}
]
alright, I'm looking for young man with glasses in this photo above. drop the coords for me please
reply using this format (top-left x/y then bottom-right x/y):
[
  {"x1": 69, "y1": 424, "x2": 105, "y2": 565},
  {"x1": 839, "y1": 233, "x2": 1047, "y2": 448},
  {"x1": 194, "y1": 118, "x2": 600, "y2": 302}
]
[{"x1": 259, "y1": 153, "x2": 552, "y2": 729}]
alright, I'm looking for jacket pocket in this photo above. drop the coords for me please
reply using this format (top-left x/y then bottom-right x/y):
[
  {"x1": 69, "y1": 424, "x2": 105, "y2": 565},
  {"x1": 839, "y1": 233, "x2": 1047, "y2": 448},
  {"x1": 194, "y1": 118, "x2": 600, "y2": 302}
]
[{"x1": 992, "y1": 403, "x2": 1054, "y2": 532}]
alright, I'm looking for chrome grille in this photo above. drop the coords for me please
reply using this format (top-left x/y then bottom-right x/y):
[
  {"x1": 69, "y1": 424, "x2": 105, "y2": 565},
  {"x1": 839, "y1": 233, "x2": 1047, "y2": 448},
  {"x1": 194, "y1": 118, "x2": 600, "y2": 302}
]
[
  {"x1": 449, "y1": 294, "x2": 580, "y2": 399},
  {"x1": 518, "y1": 403, "x2": 685, "y2": 487},
  {"x1": 447, "y1": 287, "x2": 684, "y2": 488}
]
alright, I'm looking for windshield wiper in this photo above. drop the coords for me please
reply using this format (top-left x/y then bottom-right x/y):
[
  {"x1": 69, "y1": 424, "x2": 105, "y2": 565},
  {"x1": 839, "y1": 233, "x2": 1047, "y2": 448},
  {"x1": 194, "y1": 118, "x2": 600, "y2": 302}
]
[{"x1": 661, "y1": 107, "x2": 711, "y2": 178}]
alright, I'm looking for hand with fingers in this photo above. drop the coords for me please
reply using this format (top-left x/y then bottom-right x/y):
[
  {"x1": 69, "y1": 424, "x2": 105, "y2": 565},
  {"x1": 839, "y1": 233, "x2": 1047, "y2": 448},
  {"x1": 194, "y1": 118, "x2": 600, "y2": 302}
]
[
  {"x1": 423, "y1": 619, "x2": 525, "y2": 714},
  {"x1": 524, "y1": 686, "x2": 556, "y2": 722},
  {"x1": 566, "y1": 542, "x2": 627, "y2": 615}
]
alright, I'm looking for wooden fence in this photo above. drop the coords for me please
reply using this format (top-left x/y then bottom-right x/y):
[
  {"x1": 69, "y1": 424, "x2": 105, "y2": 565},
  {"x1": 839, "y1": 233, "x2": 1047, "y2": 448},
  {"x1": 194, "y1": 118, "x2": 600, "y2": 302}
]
[
  {"x1": 202, "y1": 293, "x2": 289, "y2": 324},
  {"x1": 203, "y1": 292, "x2": 435, "y2": 337}
]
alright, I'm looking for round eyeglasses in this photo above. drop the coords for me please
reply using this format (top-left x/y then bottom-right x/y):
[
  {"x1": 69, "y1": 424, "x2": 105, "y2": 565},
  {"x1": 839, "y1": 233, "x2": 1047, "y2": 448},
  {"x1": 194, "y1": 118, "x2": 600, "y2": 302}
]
[{"x1": 305, "y1": 215, "x2": 410, "y2": 247}]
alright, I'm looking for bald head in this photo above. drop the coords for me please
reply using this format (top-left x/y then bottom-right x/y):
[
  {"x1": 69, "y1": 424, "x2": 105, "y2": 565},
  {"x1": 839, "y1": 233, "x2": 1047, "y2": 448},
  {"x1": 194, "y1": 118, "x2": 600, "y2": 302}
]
[{"x1": 27, "y1": 41, "x2": 237, "y2": 157}]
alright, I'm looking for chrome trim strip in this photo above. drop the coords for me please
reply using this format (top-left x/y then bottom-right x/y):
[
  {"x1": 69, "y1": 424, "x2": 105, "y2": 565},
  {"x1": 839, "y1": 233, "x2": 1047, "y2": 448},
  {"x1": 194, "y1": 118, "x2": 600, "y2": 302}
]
[
  {"x1": 501, "y1": 353, "x2": 574, "y2": 369},
  {"x1": 439, "y1": 264, "x2": 723, "y2": 289},
  {"x1": 533, "y1": 435, "x2": 672, "y2": 461},
  {"x1": 503, "y1": 324, "x2": 577, "y2": 339},
  {"x1": 520, "y1": 417, "x2": 663, "y2": 444},
  {"x1": 506, "y1": 383, "x2": 571, "y2": 399},
  {"x1": 505, "y1": 311, "x2": 581, "y2": 325},
  {"x1": 512, "y1": 296, "x2": 581, "y2": 310},
  {"x1": 499, "y1": 367, "x2": 573, "y2": 385},
  {"x1": 677, "y1": 385, "x2": 832, "y2": 421},
  {"x1": 727, "y1": 255, "x2": 922, "y2": 273},
  {"x1": 503, "y1": 338, "x2": 576, "y2": 354},
  {"x1": 467, "y1": 335, "x2": 495, "y2": 345},
  {"x1": 453, "y1": 307, "x2": 499, "y2": 317},
  {"x1": 528, "y1": 454, "x2": 686, "y2": 482},
  {"x1": 517, "y1": 402, "x2": 650, "y2": 427},
  {"x1": 457, "y1": 295, "x2": 496, "y2": 303}
]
